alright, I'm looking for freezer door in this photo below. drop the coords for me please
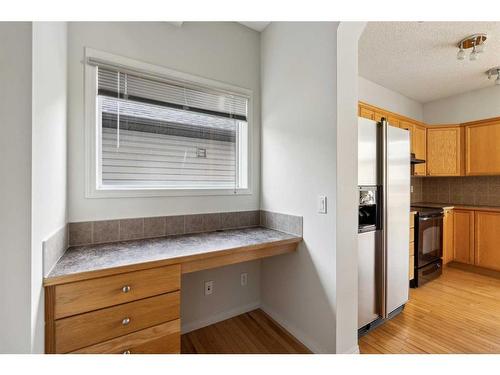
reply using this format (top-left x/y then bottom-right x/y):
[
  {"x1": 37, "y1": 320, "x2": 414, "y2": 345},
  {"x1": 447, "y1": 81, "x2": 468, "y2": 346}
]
[
  {"x1": 358, "y1": 118, "x2": 378, "y2": 186},
  {"x1": 358, "y1": 230, "x2": 382, "y2": 328},
  {"x1": 385, "y1": 125, "x2": 410, "y2": 315}
]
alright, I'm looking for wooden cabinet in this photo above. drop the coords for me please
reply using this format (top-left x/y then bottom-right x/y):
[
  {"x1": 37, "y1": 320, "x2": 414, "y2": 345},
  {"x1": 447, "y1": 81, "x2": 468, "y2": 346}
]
[
  {"x1": 45, "y1": 265, "x2": 181, "y2": 354},
  {"x1": 427, "y1": 126, "x2": 464, "y2": 176},
  {"x1": 442, "y1": 209, "x2": 454, "y2": 265},
  {"x1": 453, "y1": 210, "x2": 475, "y2": 264},
  {"x1": 465, "y1": 119, "x2": 500, "y2": 175},
  {"x1": 474, "y1": 211, "x2": 500, "y2": 271},
  {"x1": 359, "y1": 105, "x2": 375, "y2": 120},
  {"x1": 412, "y1": 125, "x2": 427, "y2": 176},
  {"x1": 409, "y1": 211, "x2": 415, "y2": 281}
]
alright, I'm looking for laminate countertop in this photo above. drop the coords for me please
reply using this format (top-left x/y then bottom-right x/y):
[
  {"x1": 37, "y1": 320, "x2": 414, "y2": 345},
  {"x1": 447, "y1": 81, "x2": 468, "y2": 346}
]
[
  {"x1": 412, "y1": 202, "x2": 500, "y2": 213},
  {"x1": 45, "y1": 227, "x2": 301, "y2": 286}
]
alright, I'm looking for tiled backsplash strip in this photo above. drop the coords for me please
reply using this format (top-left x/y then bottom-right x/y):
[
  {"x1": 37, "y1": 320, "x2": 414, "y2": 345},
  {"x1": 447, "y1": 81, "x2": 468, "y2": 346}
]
[
  {"x1": 69, "y1": 211, "x2": 261, "y2": 247},
  {"x1": 411, "y1": 176, "x2": 500, "y2": 206},
  {"x1": 42, "y1": 225, "x2": 68, "y2": 277},
  {"x1": 260, "y1": 210, "x2": 303, "y2": 237}
]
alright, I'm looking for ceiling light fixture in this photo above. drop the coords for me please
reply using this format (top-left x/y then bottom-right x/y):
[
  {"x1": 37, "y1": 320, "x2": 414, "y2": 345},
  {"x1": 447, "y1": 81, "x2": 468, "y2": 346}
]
[
  {"x1": 457, "y1": 34, "x2": 487, "y2": 61},
  {"x1": 486, "y1": 67, "x2": 500, "y2": 86}
]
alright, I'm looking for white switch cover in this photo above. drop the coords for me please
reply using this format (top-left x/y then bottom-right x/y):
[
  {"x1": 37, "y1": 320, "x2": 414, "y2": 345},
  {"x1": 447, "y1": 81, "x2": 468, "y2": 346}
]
[
  {"x1": 318, "y1": 195, "x2": 327, "y2": 214},
  {"x1": 204, "y1": 280, "x2": 214, "y2": 295},
  {"x1": 410, "y1": 185, "x2": 414, "y2": 193},
  {"x1": 240, "y1": 273, "x2": 248, "y2": 286}
]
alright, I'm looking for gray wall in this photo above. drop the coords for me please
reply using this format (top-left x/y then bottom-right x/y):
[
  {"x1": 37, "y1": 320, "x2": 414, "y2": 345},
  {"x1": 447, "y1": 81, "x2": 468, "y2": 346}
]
[
  {"x1": 66, "y1": 22, "x2": 262, "y2": 333},
  {"x1": 0, "y1": 22, "x2": 33, "y2": 353},
  {"x1": 260, "y1": 22, "x2": 340, "y2": 353},
  {"x1": 424, "y1": 85, "x2": 500, "y2": 124},
  {"x1": 31, "y1": 22, "x2": 68, "y2": 353},
  {"x1": 67, "y1": 22, "x2": 261, "y2": 221}
]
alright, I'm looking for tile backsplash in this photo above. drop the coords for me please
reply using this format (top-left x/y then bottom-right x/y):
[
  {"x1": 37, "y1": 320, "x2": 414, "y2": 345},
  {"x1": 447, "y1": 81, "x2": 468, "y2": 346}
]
[
  {"x1": 68, "y1": 210, "x2": 261, "y2": 247},
  {"x1": 411, "y1": 176, "x2": 500, "y2": 206}
]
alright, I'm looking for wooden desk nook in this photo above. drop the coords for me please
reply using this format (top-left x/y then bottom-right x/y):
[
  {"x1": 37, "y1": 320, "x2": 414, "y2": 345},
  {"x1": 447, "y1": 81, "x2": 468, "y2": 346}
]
[{"x1": 43, "y1": 227, "x2": 301, "y2": 354}]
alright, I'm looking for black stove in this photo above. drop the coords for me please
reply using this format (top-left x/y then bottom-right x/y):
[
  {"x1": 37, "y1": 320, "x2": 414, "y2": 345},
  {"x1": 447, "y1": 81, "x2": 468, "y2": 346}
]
[{"x1": 410, "y1": 206, "x2": 444, "y2": 287}]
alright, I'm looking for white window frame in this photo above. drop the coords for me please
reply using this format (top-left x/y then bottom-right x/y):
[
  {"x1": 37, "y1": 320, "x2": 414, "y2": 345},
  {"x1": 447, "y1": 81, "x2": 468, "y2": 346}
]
[{"x1": 84, "y1": 48, "x2": 253, "y2": 198}]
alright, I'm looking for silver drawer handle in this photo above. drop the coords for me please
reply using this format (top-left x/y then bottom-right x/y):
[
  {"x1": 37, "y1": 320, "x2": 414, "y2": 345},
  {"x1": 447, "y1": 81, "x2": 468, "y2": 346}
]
[
  {"x1": 122, "y1": 285, "x2": 131, "y2": 293},
  {"x1": 123, "y1": 350, "x2": 131, "y2": 354},
  {"x1": 122, "y1": 317, "x2": 131, "y2": 326}
]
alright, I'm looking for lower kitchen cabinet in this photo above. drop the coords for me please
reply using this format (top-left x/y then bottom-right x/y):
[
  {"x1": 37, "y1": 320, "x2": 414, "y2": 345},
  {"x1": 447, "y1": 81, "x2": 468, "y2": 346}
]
[
  {"x1": 453, "y1": 210, "x2": 475, "y2": 265},
  {"x1": 474, "y1": 211, "x2": 500, "y2": 272},
  {"x1": 442, "y1": 208, "x2": 454, "y2": 265}
]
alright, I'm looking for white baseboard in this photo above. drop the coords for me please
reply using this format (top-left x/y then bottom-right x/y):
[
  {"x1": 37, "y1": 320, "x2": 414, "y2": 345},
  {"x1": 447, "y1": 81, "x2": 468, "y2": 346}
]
[
  {"x1": 260, "y1": 303, "x2": 323, "y2": 354},
  {"x1": 181, "y1": 301, "x2": 261, "y2": 334},
  {"x1": 342, "y1": 344, "x2": 360, "y2": 354}
]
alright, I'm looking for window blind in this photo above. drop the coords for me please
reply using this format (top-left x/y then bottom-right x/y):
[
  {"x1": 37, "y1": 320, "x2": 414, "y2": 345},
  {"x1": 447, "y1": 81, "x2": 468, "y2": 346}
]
[{"x1": 94, "y1": 65, "x2": 248, "y2": 190}]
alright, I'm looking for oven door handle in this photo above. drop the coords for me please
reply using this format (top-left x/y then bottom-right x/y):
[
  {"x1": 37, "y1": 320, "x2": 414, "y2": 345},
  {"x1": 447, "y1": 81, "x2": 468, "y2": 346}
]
[{"x1": 419, "y1": 216, "x2": 441, "y2": 221}]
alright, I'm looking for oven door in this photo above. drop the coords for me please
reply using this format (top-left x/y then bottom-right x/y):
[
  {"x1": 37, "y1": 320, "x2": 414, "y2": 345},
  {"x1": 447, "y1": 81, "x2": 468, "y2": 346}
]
[{"x1": 417, "y1": 215, "x2": 443, "y2": 267}]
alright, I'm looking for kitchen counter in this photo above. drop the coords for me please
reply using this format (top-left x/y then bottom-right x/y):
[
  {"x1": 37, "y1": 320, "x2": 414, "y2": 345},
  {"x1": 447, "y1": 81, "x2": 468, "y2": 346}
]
[
  {"x1": 44, "y1": 227, "x2": 301, "y2": 286},
  {"x1": 412, "y1": 202, "x2": 500, "y2": 213}
]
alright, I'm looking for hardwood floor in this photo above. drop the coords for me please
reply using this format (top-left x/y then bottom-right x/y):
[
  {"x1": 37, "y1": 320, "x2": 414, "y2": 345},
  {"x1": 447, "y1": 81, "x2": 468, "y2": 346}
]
[
  {"x1": 359, "y1": 265, "x2": 500, "y2": 354},
  {"x1": 181, "y1": 309, "x2": 311, "y2": 354}
]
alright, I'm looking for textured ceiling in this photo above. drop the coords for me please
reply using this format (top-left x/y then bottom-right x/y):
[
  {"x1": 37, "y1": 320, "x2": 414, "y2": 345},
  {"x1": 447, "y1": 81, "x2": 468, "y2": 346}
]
[{"x1": 359, "y1": 22, "x2": 500, "y2": 103}]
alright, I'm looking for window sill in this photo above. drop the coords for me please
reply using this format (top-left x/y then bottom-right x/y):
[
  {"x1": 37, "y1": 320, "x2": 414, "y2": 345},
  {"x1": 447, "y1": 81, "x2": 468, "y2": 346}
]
[{"x1": 85, "y1": 186, "x2": 253, "y2": 199}]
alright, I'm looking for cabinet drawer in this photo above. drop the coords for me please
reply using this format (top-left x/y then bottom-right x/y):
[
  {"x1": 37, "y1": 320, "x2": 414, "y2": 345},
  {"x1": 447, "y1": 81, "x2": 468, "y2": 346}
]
[
  {"x1": 55, "y1": 292, "x2": 180, "y2": 353},
  {"x1": 410, "y1": 212, "x2": 415, "y2": 228},
  {"x1": 409, "y1": 255, "x2": 415, "y2": 280},
  {"x1": 71, "y1": 320, "x2": 180, "y2": 354},
  {"x1": 409, "y1": 241, "x2": 414, "y2": 256},
  {"x1": 54, "y1": 264, "x2": 180, "y2": 319},
  {"x1": 409, "y1": 227, "x2": 415, "y2": 242}
]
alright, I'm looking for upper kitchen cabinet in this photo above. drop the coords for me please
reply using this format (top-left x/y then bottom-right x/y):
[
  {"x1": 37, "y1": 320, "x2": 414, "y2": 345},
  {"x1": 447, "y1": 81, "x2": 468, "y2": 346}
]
[
  {"x1": 426, "y1": 126, "x2": 464, "y2": 176},
  {"x1": 412, "y1": 124, "x2": 427, "y2": 176},
  {"x1": 465, "y1": 118, "x2": 500, "y2": 175}
]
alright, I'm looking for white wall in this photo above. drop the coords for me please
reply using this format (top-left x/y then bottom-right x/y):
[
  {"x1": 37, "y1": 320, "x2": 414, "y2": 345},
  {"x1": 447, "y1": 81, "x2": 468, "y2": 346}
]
[
  {"x1": 0, "y1": 22, "x2": 33, "y2": 353},
  {"x1": 67, "y1": 22, "x2": 261, "y2": 222},
  {"x1": 335, "y1": 22, "x2": 366, "y2": 354},
  {"x1": 67, "y1": 22, "x2": 262, "y2": 331},
  {"x1": 181, "y1": 261, "x2": 260, "y2": 333},
  {"x1": 260, "y1": 22, "x2": 339, "y2": 353},
  {"x1": 31, "y1": 22, "x2": 68, "y2": 353},
  {"x1": 424, "y1": 85, "x2": 500, "y2": 124},
  {"x1": 359, "y1": 76, "x2": 424, "y2": 121}
]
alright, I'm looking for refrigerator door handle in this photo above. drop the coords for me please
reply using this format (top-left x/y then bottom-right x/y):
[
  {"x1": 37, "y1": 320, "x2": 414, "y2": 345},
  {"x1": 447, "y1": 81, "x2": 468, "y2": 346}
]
[{"x1": 379, "y1": 119, "x2": 388, "y2": 319}]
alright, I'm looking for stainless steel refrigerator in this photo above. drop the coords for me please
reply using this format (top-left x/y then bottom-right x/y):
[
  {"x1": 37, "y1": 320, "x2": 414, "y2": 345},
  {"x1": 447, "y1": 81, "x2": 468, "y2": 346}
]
[{"x1": 357, "y1": 117, "x2": 410, "y2": 330}]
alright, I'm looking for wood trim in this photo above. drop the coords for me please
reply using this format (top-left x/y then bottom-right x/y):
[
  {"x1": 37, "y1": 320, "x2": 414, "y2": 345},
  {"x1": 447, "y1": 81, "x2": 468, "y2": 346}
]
[
  {"x1": 181, "y1": 242, "x2": 297, "y2": 274},
  {"x1": 44, "y1": 237, "x2": 302, "y2": 286},
  {"x1": 358, "y1": 101, "x2": 425, "y2": 127},
  {"x1": 45, "y1": 286, "x2": 56, "y2": 354},
  {"x1": 462, "y1": 116, "x2": 500, "y2": 127},
  {"x1": 447, "y1": 261, "x2": 500, "y2": 280}
]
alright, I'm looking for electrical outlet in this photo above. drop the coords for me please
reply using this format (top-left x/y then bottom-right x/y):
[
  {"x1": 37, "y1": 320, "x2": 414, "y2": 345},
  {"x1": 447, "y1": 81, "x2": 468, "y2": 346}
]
[
  {"x1": 318, "y1": 195, "x2": 327, "y2": 214},
  {"x1": 204, "y1": 280, "x2": 214, "y2": 296},
  {"x1": 240, "y1": 272, "x2": 248, "y2": 286},
  {"x1": 410, "y1": 185, "x2": 414, "y2": 193}
]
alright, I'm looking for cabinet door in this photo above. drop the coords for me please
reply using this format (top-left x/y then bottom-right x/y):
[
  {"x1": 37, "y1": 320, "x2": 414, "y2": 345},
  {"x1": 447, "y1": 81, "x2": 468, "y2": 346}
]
[
  {"x1": 413, "y1": 125, "x2": 427, "y2": 176},
  {"x1": 474, "y1": 211, "x2": 500, "y2": 271},
  {"x1": 442, "y1": 209, "x2": 454, "y2": 265},
  {"x1": 374, "y1": 111, "x2": 385, "y2": 123},
  {"x1": 387, "y1": 115, "x2": 400, "y2": 128},
  {"x1": 359, "y1": 105, "x2": 375, "y2": 120},
  {"x1": 453, "y1": 210, "x2": 474, "y2": 264},
  {"x1": 427, "y1": 126, "x2": 464, "y2": 176},
  {"x1": 465, "y1": 120, "x2": 500, "y2": 175}
]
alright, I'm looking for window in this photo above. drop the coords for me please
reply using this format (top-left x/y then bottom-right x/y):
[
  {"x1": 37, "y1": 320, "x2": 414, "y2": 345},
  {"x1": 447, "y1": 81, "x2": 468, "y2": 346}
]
[{"x1": 85, "y1": 49, "x2": 251, "y2": 197}]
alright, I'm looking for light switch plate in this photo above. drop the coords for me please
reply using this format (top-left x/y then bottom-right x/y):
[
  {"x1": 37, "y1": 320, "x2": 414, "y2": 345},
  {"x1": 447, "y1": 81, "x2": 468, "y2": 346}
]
[
  {"x1": 204, "y1": 280, "x2": 214, "y2": 295},
  {"x1": 318, "y1": 195, "x2": 327, "y2": 214}
]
